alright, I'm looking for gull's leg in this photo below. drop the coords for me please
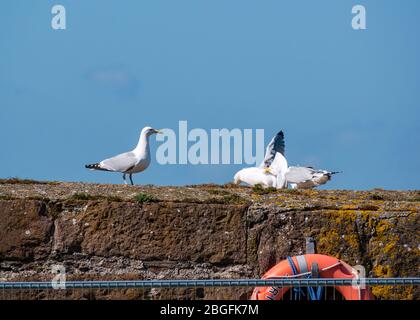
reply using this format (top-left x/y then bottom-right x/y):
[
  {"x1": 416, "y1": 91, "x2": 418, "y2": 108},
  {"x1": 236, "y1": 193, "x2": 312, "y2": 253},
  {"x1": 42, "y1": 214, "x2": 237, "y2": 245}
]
[
  {"x1": 123, "y1": 173, "x2": 128, "y2": 185},
  {"x1": 129, "y1": 174, "x2": 134, "y2": 186}
]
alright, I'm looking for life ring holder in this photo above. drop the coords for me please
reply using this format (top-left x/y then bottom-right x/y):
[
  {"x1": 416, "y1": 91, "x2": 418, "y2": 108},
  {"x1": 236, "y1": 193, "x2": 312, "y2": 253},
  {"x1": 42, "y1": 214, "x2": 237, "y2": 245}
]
[{"x1": 251, "y1": 254, "x2": 374, "y2": 300}]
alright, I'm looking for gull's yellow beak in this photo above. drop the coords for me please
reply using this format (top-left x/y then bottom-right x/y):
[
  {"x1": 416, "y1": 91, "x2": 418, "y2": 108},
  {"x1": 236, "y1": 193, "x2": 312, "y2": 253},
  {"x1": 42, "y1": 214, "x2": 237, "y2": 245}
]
[
  {"x1": 155, "y1": 129, "x2": 163, "y2": 134},
  {"x1": 264, "y1": 167, "x2": 271, "y2": 174}
]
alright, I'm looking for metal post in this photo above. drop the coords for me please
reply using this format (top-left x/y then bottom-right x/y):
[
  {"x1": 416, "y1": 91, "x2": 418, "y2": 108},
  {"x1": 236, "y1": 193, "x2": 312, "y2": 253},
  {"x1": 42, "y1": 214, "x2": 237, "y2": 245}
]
[{"x1": 305, "y1": 237, "x2": 316, "y2": 254}]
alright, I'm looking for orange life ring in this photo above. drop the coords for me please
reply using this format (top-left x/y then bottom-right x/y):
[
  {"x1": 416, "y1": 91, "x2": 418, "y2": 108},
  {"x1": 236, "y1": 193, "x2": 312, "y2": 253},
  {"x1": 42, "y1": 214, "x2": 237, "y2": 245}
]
[{"x1": 251, "y1": 254, "x2": 373, "y2": 300}]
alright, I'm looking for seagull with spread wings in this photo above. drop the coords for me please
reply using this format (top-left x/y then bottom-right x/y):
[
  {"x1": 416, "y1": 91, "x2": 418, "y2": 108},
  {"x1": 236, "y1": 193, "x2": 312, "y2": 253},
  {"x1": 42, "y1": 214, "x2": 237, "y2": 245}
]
[{"x1": 234, "y1": 130, "x2": 340, "y2": 189}]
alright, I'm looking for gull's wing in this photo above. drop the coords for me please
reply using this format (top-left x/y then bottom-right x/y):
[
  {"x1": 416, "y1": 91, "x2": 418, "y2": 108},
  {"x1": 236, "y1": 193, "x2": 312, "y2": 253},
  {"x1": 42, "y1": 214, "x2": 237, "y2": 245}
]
[
  {"x1": 99, "y1": 152, "x2": 137, "y2": 172},
  {"x1": 260, "y1": 131, "x2": 285, "y2": 168},
  {"x1": 270, "y1": 152, "x2": 288, "y2": 176},
  {"x1": 285, "y1": 166, "x2": 315, "y2": 183}
]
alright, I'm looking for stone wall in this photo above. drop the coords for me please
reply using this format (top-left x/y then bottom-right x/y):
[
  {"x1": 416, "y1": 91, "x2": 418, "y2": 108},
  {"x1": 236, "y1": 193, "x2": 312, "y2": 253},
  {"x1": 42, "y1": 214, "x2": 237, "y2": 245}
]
[{"x1": 0, "y1": 180, "x2": 418, "y2": 299}]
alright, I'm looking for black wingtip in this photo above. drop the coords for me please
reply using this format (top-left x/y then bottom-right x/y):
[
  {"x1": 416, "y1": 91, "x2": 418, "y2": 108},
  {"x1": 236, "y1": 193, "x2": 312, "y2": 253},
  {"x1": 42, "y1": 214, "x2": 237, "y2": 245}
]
[
  {"x1": 85, "y1": 163, "x2": 99, "y2": 169},
  {"x1": 85, "y1": 163, "x2": 111, "y2": 172}
]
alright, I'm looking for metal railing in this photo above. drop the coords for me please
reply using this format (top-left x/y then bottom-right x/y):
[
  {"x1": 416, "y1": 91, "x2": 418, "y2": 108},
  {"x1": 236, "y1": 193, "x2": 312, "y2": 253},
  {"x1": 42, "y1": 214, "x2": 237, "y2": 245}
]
[
  {"x1": 0, "y1": 278, "x2": 419, "y2": 289},
  {"x1": 0, "y1": 278, "x2": 418, "y2": 300}
]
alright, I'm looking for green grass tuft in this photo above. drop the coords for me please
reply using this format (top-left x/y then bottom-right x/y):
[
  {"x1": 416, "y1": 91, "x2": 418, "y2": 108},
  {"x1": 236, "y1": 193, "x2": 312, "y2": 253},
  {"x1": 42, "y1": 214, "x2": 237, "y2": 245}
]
[
  {"x1": 133, "y1": 192, "x2": 157, "y2": 203},
  {"x1": 369, "y1": 194, "x2": 384, "y2": 201},
  {"x1": 252, "y1": 184, "x2": 278, "y2": 195},
  {"x1": 69, "y1": 193, "x2": 100, "y2": 201},
  {"x1": 106, "y1": 195, "x2": 124, "y2": 202},
  {"x1": 206, "y1": 189, "x2": 231, "y2": 196}
]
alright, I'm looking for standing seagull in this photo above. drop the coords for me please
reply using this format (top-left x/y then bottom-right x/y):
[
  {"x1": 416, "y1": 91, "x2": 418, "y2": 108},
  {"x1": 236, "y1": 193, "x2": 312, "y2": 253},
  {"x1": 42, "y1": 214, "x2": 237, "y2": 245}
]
[{"x1": 85, "y1": 126, "x2": 161, "y2": 185}]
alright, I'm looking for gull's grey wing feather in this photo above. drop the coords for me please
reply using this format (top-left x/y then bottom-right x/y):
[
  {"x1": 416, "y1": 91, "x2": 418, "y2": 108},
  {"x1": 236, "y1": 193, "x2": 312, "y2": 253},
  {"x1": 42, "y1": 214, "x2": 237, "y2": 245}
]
[
  {"x1": 260, "y1": 131, "x2": 285, "y2": 168},
  {"x1": 100, "y1": 152, "x2": 137, "y2": 172},
  {"x1": 285, "y1": 166, "x2": 315, "y2": 183}
]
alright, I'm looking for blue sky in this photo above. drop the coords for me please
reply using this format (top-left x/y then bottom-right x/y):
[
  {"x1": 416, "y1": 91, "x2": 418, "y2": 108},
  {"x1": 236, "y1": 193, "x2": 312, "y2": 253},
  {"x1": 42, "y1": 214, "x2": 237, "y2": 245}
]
[{"x1": 0, "y1": 0, "x2": 419, "y2": 190}]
